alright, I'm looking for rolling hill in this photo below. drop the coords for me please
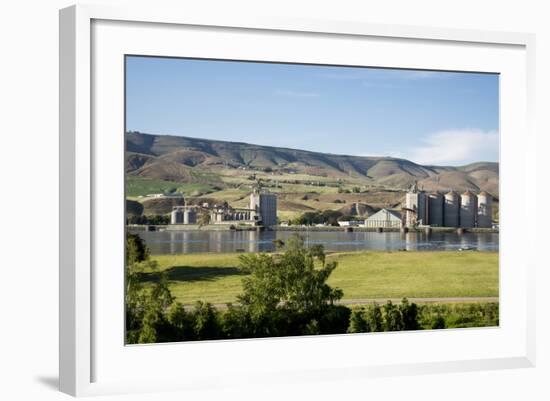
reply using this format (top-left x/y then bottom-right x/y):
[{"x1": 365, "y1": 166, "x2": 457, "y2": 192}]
[{"x1": 126, "y1": 131, "x2": 499, "y2": 196}]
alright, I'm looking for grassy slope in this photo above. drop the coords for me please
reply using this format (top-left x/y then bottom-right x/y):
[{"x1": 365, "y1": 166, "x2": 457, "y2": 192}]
[
  {"x1": 146, "y1": 251, "x2": 499, "y2": 305},
  {"x1": 126, "y1": 176, "x2": 217, "y2": 198}
]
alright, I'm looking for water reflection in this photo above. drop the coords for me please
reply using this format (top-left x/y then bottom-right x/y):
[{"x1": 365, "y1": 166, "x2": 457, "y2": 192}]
[{"x1": 129, "y1": 229, "x2": 499, "y2": 255}]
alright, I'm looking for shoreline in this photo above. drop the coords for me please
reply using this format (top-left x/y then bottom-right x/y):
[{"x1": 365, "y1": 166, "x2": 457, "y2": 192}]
[{"x1": 128, "y1": 224, "x2": 499, "y2": 234}]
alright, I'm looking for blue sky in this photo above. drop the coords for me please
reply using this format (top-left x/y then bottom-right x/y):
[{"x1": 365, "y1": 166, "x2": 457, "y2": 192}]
[{"x1": 126, "y1": 56, "x2": 499, "y2": 166}]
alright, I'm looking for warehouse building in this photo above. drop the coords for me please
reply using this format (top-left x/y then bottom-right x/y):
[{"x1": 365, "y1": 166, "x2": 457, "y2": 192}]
[{"x1": 364, "y1": 208, "x2": 403, "y2": 228}]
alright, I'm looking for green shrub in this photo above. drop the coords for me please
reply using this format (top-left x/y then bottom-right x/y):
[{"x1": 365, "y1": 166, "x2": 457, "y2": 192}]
[
  {"x1": 383, "y1": 301, "x2": 403, "y2": 331},
  {"x1": 365, "y1": 303, "x2": 383, "y2": 332},
  {"x1": 190, "y1": 301, "x2": 221, "y2": 340},
  {"x1": 319, "y1": 305, "x2": 351, "y2": 334},
  {"x1": 348, "y1": 307, "x2": 369, "y2": 333},
  {"x1": 431, "y1": 315, "x2": 446, "y2": 330},
  {"x1": 399, "y1": 298, "x2": 420, "y2": 330}
]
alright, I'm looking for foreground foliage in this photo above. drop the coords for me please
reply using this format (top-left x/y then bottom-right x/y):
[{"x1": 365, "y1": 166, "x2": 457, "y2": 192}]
[{"x1": 126, "y1": 234, "x2": 499, "y2": 343}]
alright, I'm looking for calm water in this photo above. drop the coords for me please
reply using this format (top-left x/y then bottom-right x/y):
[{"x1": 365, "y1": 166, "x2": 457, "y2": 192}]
[{"x1": 129, "y1": 229, "x2": 499, "y2": 255}]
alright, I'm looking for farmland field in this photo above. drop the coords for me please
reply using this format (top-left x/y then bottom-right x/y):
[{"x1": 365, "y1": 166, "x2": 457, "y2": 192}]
[
  {"x1": 140, "y1": 250, "x2": 499, "y2": 305},
  {"x1": 126, "y1": 176, "x2": 219, "y2": 198}
]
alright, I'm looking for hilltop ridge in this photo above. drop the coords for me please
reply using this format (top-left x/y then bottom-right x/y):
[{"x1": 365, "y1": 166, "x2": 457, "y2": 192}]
[{"x1": 126, "y1": 131, "x2": 499, "y2": 195}]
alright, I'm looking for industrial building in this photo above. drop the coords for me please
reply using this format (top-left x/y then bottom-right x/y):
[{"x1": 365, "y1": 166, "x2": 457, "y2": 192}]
[
  {"x1": 249, "y1": 188, "x2": 277, "y2": 227},
  {"x1": 364, "y1": 208, "x2": 402, "y2": 228},
  {"x1": 170, "y1": 188, "x2": 278, "y2": 228},
  {"x1": 170, "y1": 206, "x2": 197, "y2": 225},
  {"x1": 403, "y1": 183, "x2": 493, "y2": 228}
]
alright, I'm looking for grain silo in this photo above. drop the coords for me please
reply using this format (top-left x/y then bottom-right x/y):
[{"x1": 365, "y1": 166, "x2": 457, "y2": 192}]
[
  {"x1": 477, "y1": 191, "x2": 493, "y2": 228},
  {"x1": 183, "y1": 208, "x2": 197, "y2": 224},
  {"x1": 459, "y1": 191, "x2": 478, "y2": 228},
  {"x1": 428, "y1": 192, "x2": 444, "y2": 227},
  {"x1": 405, "y1": 191, "x2": 428, "y2": 226},
  {"x1": 443, "y1": 191, "x2": 460, "y2": 227},
  {"x1": 170, "y1": 207, "x2": 183, "y2": 224}
]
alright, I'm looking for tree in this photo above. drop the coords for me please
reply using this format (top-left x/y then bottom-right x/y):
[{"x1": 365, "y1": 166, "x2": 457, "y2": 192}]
[
  {"x1": 167, "y1": 302, "x2": 193, "y2": 340},
  {"x1": 348, "y1": 303, "x2": 384, "y2": 333},
  {"x1": 348, "y1": 307, "x2": 369, "y2": 333},
  {"x1": 237, "y1": 234, "x2": 343, "y2": 335},
  {"x1": 431, "y1": 315, "x2": 446, "y2": 330},
  {"x1": 294, "y1": 210, "x2": 343, "y2": 226},
  {"x1": 399, "y1": 298, "x2": 420, "y2": 330},
  {"x1": 320, "y1": 210, "x2": 343, "y2": 226},
  {"x1": 190, "y1": 301, "x2": 221, "y2": 340},
  {"x1": 366, "y1": 303, "x2": 383, "y2": 332},
  {"x1": 383, "y1": 301, "x2": 403, "y2": 331},
  {"x1": 125, "y1": 233, "x2": 174, "y2": 344},
  {"x1": 126, "y1": 232, "x2": 149, "y2": 266},
  {"x1": 221, "y1": 303, "x2": 253, "y2": 339},
  {"x1": 198, "y1": 210, "x2": 211, "y2": 226}
]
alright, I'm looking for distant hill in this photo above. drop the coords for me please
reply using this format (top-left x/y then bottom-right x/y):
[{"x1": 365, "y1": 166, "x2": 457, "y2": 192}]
[{"x1": 126, "y1": 131, "x2": 499, "y2": 195}]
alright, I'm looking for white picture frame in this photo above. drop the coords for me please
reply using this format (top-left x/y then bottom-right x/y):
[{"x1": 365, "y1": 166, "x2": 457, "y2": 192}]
[{"x1": 59, "y1": 4, "x2": 536, "y2": 397}]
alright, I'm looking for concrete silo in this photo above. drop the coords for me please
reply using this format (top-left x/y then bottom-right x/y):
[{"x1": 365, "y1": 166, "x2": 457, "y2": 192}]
[
  {"x1": 477, "y1": 191, "x2": 493, "y2": 228},
  {"x1": 459, "y1": 191, "x2": 478, "y2": 228},
  {"x1": 183, "y1": 208, "x2": 197, "y2": 224},
  {"x1": 405, "y1": 191, "x2": 428, "y2": 226},
  {"x1": 443, "y1": 191, "x2": 460, "y2": 227},
  {"x1": 170, "y1": 207, "x2": 183, "y2": 224},
  {"x1": 428, "y1": 192, "x2": 444, "y2": 227}
]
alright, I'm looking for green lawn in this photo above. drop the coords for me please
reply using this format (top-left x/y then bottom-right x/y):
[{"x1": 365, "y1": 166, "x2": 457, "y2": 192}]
[{"x1": 144, "y1": 251, "x2": 499, "y2": 305}]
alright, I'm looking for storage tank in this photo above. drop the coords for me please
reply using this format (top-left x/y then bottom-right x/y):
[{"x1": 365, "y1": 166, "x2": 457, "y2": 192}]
[
  {"x1": 477, "y1": 191, "x2": 493, "y2": 228},
  {"x1": 459, "y1": 191, "x2": 477, "y2": 228},
  {"x1": 183, "y1": 208, "x2": 197, "y2": 224},
  {"x1": 443, "y1": 191, "x2": 460, "y2": 227},
  {"x1": 405, "y1": 191, "x2": 428, "y2": 226},
  {"x1": 170, "y1": 208, "x2": 183, "y2": 224},
  {"x1": 428, "y1": 192, "x2": 444, "y2": 227}
]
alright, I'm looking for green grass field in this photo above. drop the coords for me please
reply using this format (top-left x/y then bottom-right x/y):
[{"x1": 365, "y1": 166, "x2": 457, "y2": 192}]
[
  {"x1": 126, "y1": 176, "x2": 218, "y2": 198},
  {"x1": 143, "y1": 251, "x2": 499, "y2": 305}
]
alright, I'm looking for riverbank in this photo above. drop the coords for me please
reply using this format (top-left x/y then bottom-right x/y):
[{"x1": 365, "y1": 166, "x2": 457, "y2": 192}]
[
  {"x1": 141, "y1": 250, "x2": 499, "y2": 306},
  {"x1": 129, "y1": 224, "x2": 499, "y2": 234}
]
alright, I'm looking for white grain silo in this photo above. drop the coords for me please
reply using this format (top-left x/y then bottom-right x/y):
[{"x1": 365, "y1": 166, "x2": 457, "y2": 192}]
[
  {"x1": 459, "y1": 191, "x2": 478, "y2": 228},
  {"x1": 443, "y1": 191, "x2": 460, "y2": 227},
  {"x1": 428, "y1": 192, "x2": 444, "y2": 227},
  {"x1": 170, "y1": 207, "x2": 184, "y2": 224},
  {"x1": 405, "y1": 191, "x2": 428, "y2": 226},
  {"x1": 183, "y1": 208, "x2": 197, "y2": 224},
  {"x1": 477, "y1": 191, "x2": 493, "y2": 228}
]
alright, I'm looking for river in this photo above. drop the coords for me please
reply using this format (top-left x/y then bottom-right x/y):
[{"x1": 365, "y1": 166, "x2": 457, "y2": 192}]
[{"x1": 129, "y1": 229, "x2": 499, "y2": 255}]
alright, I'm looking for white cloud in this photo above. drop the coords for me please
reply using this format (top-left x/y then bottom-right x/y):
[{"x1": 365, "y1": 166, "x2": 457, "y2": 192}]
[
  {"x1": 319, "y1": 69, "x2": 447, "y2": 82},
  {"x1": 399, "y1": 70, "x2": 444, "y2": 80},
  {"x1": 402, "y1": 129, "x2": 499, "y2": 165},
  {"x1": 274, "y1": 89, "x2": 320, "y2": 98}
]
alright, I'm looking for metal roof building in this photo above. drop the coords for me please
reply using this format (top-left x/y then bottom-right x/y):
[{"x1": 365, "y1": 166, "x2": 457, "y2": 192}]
[{"x1": 364, "y1": 208, "x2": 402, "y2": 228}]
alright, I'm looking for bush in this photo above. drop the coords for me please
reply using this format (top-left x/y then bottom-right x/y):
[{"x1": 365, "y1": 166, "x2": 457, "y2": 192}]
[
  {"x1": 383, "y1": 301, "x2": 403, "y2": 331},
  {"x1": 417, "y1": 302, "x2": 499, "y2": 329},
  {"x1": 166, "y1": 302, "x2": 194, "y2": 340},
  {"x1": 190, "y1": 301, "x2": 221, "y2": 340},
  {"x1": 220, "y1": 304, "x2": 253, "y2": 339},
  {"x1": 318, "y1": 305, "x2": 351, "y2": 334},
  {"x1": 366, "y1": 303, "x2": 383, "y2": 332},
  {"x1": 399, "y1": 298, "x2": 420, "y2": 330},
  {"x1": 348, "y1": 307, "x2": 369, "y2": 333},
  {"x1": 431, "y1": 315, "x2": 446, "y2": 330}
]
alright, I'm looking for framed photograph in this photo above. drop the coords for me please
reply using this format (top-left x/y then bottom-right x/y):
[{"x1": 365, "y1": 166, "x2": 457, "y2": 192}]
[{"x1": 59, "y1": 4, "x2": 536, "y2": 396}]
